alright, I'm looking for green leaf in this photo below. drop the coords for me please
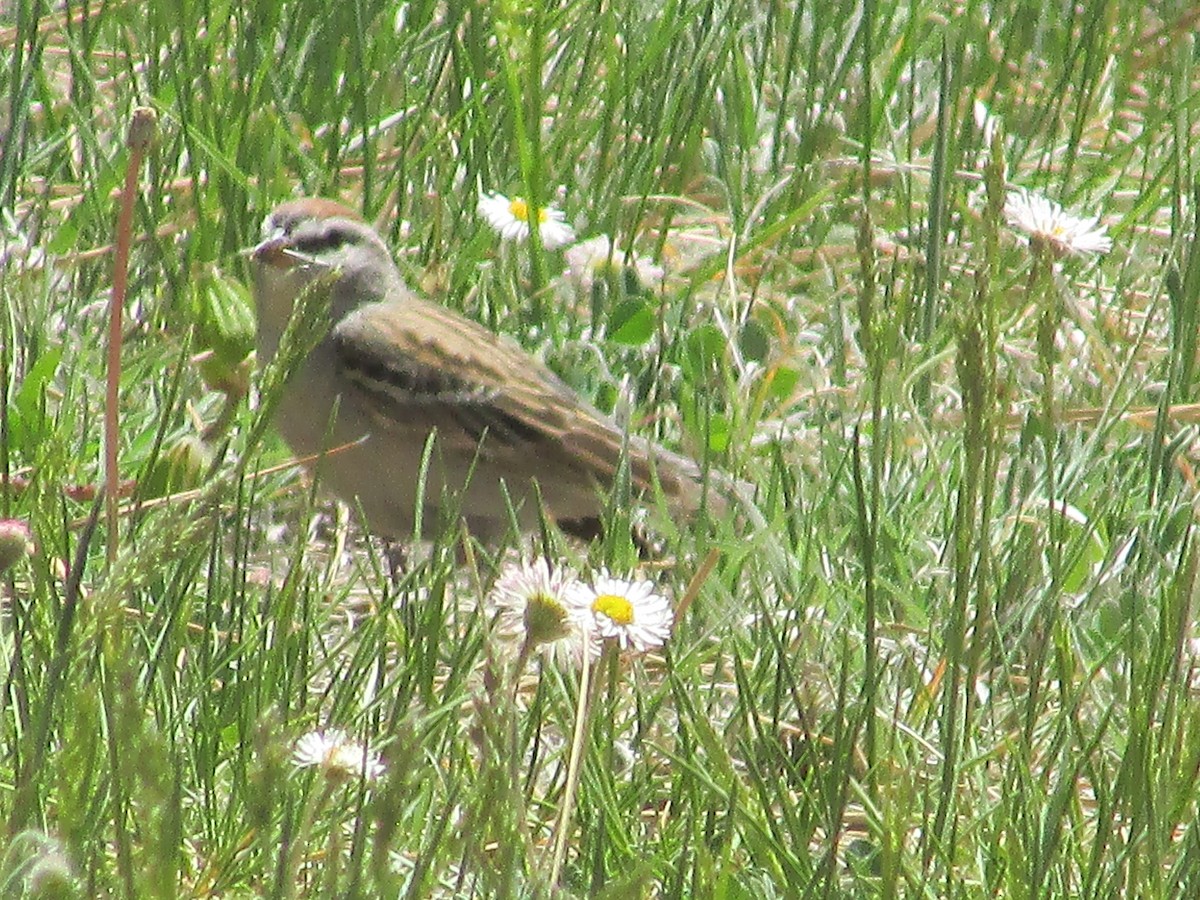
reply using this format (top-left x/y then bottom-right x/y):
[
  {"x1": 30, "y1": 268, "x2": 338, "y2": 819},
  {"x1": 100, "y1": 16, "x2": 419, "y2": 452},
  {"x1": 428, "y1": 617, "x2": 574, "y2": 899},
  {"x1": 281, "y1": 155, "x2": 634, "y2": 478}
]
[
  {"x1": 10, "y1": 345, "x2": 63, "y2": 450},
  {"x1": 1061, "y1": 510, "x2": 1107, "y2": 596},
  {"x1": 739, "y1": 318, "x2": 771, "y2": 362},
  {"x1": 608, "y1": 298, "x2": 654, "y2": 345},
  {"x1": 765, "y1": 365, "x2": 801, "y2": 404},
  {"x1": 140, "y1": 435, "x2": 212, "y2": 499},
  {"x1": 46, "y1": 217, "x2": 78, "y2": 256},
  {"x1": 704, "y1": 413, "x2": 730, "y2": 453},
  {"x1": 682, "y1": 323, "x2": 727, "y2": 381},
  {"x1": 193, "y1": 269, "x2": 256, "y2": 365}
]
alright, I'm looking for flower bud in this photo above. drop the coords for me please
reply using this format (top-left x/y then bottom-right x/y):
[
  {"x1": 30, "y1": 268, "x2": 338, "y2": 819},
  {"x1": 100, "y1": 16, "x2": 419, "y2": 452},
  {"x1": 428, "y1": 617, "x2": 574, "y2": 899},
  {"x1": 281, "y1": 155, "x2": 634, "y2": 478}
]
[{"x1": 0, "y1": 519, "x2": 33, "y2": 574}]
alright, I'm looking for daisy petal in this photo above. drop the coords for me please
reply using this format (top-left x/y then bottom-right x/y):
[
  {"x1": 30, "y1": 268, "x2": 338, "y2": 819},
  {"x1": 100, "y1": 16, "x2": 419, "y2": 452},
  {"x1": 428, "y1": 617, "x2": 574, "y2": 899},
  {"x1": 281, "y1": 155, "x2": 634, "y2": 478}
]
[
  {"x1": 478, "y1": 192, "x2": 575, "y2": 249},
  {"x1": 1003, "y1": 189, "x2": 1112, "y2": 258},
  {"x1": 487, "y1": 557, "x2": 599, "y2": 665},
  {"x1": 578, "y1": 570, "x2": 673, "y2": 652},
  {"x1": 293, "y1": 729, "x2": 385, "y2": 782}
]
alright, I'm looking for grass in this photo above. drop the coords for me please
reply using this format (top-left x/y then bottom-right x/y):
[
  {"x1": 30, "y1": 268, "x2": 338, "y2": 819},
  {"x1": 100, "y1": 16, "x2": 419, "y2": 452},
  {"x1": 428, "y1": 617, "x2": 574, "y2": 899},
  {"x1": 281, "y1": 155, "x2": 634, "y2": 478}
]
[{"x1": 2, "y1": 0, "x2": 1200, "y2": 896}]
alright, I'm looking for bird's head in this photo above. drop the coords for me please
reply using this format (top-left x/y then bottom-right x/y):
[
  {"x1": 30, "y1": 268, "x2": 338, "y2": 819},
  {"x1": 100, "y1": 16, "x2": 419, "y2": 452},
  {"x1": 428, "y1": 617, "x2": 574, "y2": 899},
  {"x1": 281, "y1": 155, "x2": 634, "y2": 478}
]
[{"x1": 252, "y1": 197, "x2": 402, "y2": 324}]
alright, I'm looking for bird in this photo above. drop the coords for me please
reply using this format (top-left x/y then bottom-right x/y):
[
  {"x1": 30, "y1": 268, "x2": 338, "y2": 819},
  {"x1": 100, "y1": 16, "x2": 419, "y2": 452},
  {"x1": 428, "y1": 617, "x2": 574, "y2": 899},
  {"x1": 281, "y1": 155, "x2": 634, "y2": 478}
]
[{"x1": 249, "y1": 196, "x2": 732, "y2": 545}]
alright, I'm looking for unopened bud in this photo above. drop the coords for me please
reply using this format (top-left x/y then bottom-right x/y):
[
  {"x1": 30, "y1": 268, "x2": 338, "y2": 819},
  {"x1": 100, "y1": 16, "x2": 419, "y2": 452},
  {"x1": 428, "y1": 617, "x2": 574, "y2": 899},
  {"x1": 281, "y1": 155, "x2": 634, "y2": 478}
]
[{"x1": 0, "y1": 519, "x2": 33, "y2": 574}]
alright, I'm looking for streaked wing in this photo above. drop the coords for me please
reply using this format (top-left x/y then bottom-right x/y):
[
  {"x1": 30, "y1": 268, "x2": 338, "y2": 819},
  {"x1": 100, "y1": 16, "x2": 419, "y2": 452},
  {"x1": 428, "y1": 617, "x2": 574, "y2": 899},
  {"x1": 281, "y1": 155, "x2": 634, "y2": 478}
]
[{"x1": 329, "y1": 295, "x2": 692, "y2": 497}]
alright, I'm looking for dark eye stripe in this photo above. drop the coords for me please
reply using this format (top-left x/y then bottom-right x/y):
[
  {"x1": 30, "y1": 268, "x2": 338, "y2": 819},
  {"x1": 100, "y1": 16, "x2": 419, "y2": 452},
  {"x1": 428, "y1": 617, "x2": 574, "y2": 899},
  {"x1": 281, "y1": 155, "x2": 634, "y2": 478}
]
[{"x1": 291, "y1": 224, "x2": 355, "y2": 254}]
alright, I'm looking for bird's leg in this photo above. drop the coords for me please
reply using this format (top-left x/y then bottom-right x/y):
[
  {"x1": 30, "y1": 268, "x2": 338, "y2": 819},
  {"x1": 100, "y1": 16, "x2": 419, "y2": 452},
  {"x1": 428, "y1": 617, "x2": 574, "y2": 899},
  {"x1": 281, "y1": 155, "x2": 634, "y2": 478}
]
[{"x1": 383, "y1": 539, "x2": 408, "y2": 590}]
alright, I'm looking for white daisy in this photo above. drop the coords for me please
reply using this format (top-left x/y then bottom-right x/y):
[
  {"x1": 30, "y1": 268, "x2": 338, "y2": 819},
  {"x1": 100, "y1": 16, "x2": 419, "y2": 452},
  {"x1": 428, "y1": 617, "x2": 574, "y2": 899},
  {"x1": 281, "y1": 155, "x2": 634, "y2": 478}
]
[
  {"x1": 1003, "y1": 189, "x2": 1112, "y2": 258},
  {"x1": 292, "y1": 729, "x2": 385, "y2": 783},
  {"x1": 565, "y1": 235, "x2": 665, "y2": 292},
  {"x1": 478, "y1": 192, "x2": 575, "y2": 249},
  {"x1": 579, "y1": 570, "x2": 673, "y2": 652},
  {"x1": 487, "y1": 557, "x2": 599, "y2": 664}
]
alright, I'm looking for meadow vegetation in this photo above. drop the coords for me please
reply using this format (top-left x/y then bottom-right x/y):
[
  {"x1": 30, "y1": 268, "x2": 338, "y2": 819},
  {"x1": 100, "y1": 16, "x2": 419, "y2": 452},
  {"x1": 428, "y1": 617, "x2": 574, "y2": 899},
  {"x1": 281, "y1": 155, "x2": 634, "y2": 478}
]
[{"x1": 2, "y1": 1, "x2": 1199, "y2": 896}]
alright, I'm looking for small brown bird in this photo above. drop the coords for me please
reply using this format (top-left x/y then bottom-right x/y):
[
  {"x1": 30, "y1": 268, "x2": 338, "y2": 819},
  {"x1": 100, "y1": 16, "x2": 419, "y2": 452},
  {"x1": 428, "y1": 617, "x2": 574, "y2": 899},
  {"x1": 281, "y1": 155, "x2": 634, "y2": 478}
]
[{"x1": 250, "y1": 197, "x2": 729, "y2": 544}]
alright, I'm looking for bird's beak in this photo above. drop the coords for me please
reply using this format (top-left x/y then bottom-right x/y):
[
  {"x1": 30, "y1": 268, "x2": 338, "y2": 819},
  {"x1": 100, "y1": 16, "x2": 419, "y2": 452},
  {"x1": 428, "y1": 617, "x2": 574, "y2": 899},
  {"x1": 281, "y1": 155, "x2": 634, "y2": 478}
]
[
  {"x1": 248, "y1": 234, "x2": 323, "y2": 271},
  {"x1": 250, "y1": 234, "x2": 294, "y2": 268}
]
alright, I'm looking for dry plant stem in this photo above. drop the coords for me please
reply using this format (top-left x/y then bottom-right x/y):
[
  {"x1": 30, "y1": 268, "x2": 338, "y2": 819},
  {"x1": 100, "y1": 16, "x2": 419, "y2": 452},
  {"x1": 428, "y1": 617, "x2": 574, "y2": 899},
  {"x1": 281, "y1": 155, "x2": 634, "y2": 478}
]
[
  {"x1": 65, "y1": 440, "x2": 367, "y2": 530},
  {"x1": 511, "y1": 637, "x2": 534, "y2": 696},
  {"x1": 549, "y1": 631, "x2": 595, "y2": 886},
  {"x1": 673, "y1": 547, "x2": 720, "y2": 621},
  {"x1": 105, "y1": 106, "x2": 156, "y2": 562},
  {"x1": 95, "y1": 111, "x2": 165, "y2": 894}
]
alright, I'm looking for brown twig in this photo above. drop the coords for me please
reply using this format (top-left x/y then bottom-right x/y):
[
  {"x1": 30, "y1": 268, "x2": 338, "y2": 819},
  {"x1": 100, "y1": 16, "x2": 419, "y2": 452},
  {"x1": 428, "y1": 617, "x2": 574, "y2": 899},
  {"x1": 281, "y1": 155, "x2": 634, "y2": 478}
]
[
  {"x1": 674, "y1": 546, "x2": 720, "y2": 621},
  {"x1": 105, "y1": 106, "x2": 156, "y2": 563}
]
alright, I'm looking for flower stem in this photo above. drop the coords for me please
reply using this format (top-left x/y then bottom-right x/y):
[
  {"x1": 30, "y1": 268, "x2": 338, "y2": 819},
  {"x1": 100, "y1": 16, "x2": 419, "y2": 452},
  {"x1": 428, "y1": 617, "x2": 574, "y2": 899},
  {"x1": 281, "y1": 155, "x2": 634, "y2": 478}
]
[{"x1": 549, "y1": 631, "x2": 594, "y2": 885}]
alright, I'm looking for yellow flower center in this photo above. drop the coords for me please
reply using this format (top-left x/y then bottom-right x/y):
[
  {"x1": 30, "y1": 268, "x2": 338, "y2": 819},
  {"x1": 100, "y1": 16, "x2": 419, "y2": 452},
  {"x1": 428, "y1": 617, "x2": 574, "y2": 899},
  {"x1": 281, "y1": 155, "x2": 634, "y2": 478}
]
[
  {"x1": 508, "y1": 198, "x2": 529, "y2": 221},
  {"x1": 508, "y1": 198, "x2": 548, "y2": 225},
  {"x1": 593, "y1": 593, "x2": 634, "y2": 625}
]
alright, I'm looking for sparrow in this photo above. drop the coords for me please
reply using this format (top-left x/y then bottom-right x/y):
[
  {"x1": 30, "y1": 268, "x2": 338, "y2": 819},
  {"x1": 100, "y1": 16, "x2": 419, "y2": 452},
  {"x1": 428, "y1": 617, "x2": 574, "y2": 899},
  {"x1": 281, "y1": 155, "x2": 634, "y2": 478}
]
[{"x1": 250, "y1": 196, "x2": 729, "y2": 544}]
